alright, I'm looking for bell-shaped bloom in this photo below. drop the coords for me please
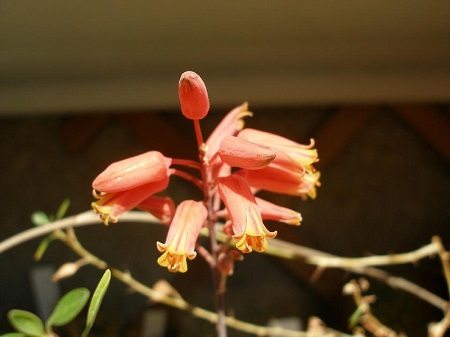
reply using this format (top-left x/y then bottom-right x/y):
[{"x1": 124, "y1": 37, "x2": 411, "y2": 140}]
[
  {"x1": 218, "y1": 175, "x2": 277, "y2": 253},
  {"x1": 255, "y1": 197, "x2": 302, "y2": 225},
  {"x1": 239, "y1": 169, "x2": 320, "y2": 200},
  {"x1": 93, "y1": 151, "x2": 172, "y2": 193},
  {"x1": 138, "y1": 196, "x2": 175, "y2": 224},
  {"x1": 204, "y1": 102, "x2": 252, "y2": 163},
  {"x1": 238, "y1": 128, "x2": 318, "y2": 172},
  {"x1": 178, "y1": 71, "x2": 210, "y2": 120},
  {"x1": 92, "y1": 177, "x2": 169, "y2": 225},
  {"x1": 157, "y1": 200, "x2": 207, "y2": 273},
  {"x1": 218, "y1": 136, "x2": 276, "y2": 170},
  {"x1": 91, "y1": 151, "x2": 172, "y2": 225}
]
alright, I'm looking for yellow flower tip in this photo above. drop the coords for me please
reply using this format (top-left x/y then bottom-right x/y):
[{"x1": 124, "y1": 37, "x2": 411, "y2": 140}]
[
  {"x1": 234, "y1": 230, "x2": 277, "y2": 253},
  {"x1": 156, "y1": 246, "x2": 197, "y2": 273},
  {"x1": 280, "y1": 213, "x2": 302, "y2": 226},
  {"x1": 91, "y1": 202, "x2": 117, "y2": 226}
]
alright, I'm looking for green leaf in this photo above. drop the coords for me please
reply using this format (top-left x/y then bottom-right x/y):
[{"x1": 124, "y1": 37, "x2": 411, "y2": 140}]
[
  {"x1": 34, "y1": 235, "x2": 55, "y2": 261},
  {"x1": 0, "y1": 333, "x2": 27, "y2": 337},
  {"x1": 31, "y1": 211, "x2": 50, "y2": 226},
  {"x1": 55, "y1": 199, "x2": 71, "y2": 220},
  {"x1": 7, "y1": 309, "x2": 45, "y2": 337},
  {"x1": 46, "y1": 288, "x2": 90, "y2": 329},
  {"x1": 348, "y1": 306, "x2": 363, "y2": 328},
  {"x1": 82, "y1": 270, "x2": 111, "y2": 337}
]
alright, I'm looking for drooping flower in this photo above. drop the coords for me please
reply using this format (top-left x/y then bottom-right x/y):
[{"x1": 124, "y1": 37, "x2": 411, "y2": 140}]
[
  {"x1": 92, "y1": 177, "x2": 170, "y2": 225},
  {"x1": 93, "y1": 151, "x2": 172, "y2": 193},
  {"x1": 235, "y1": 129, "x2": 321, "y2": 199},
  {"x1": 157, "y1": 200, "x2": 207, "y2": 273},
  {"x1": 218, "y1": 136, "x2": 276, "y2": 170},
  {"x1": 238, "y1": 168, "x2": 320, "y2": 200},
  {"x1": 255, "y1": 197, "x2": 302, "y2": 225},
  {"x1": 238, "y1": 128, "x2": 318, "y2": 172},
  {"x1": 204, "y1": 102, "x2": 253, "y2": 164},
  {"x1": 91, "y1": 151, "x2": 172, "y2": 225},
  {"x1": 138, "y1": 196, "x2": 175, "y2": 224},
  {"x1": 218, "y1": 175, "x2": 277, "y2": 253},
  {"x1": 178, "y1": 71, "x2": 210, "y2": 120}
]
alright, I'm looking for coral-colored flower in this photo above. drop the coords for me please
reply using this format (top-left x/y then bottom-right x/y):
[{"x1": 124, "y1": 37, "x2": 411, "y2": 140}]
[
  {"x1": 239, "y1": 169, "x2": 320, "y2": 200},
  {"x1": 205, "y1": 102, "x2": 253, "y2": 163},
  {"x1": 157, "y1": 200, "x2": 207, "y2": 273},
  {"x1": 91, "y1": 151, "x2": 172, "y2": 225},
  {"x1": 255, "y1": 197, "x2": 302, "y2": 225},
  {"x1": 178, "y1": 71, "x2": 210, "y2": 120},
  {"x1": 138, "y1": 196, "x2": 175, "y2": 224},
  {"x1": 218, "y1": 136, "x2": 276, "y2": 170},
  {"x1": 234, "y1": 129, "x2": 321, "y2": 199},
  {"x1": 93, "y1": 151, "x2": 172, "y2": 193},
  {"x1": 218, "y1": 175, "x2": 276, "y2": 253},
  {"x1": 92, "y1": 177, "x2": 170, "y2": 225},
  {"x1": 238, "y1": 128, "x2": 318, "y2": 172}
]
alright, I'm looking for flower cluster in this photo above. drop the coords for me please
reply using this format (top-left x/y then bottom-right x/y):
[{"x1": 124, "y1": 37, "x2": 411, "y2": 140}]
[{"x1": 91, "y1": 71, "x2": 320, "y2": 273}]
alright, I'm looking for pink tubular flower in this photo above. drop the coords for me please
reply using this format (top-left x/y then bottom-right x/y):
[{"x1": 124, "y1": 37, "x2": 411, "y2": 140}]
[
  {"x1": 255, "y1": 197, "x2": 302, "y2": 225},
  {"x1": 238, "y1": 128, "x2": 318, "y2": 172},
  {"x1": 218, "y1": 136, "x2": 276, "y2": 170},
  {"x1": 205, "y1": 102, "x2": 253, "y2": 163},
  {"x1": 218, "y1": 175, "x2": 277, "y2": 253},
  {"x1": 93, "y1": 151, "x2": 172, "y2": 193},
  {"x1": 157, "y1": 200, "x2": 207, "y2": 273},
  {"x1": 238, "y1": 169, "x2": 320, "y2": 200},
  {"x1": 92, "y1": 178, "x2": 170, "y2": 225},
  {"x1": 138, "y1": 196, "x2": 175, "y2": 224},
  {"x1": 91, "y1": 151, "x2": 172, "y2": 225},
  {"x1": 178, "y1": 71, "x2": 210, "y2": 120}
]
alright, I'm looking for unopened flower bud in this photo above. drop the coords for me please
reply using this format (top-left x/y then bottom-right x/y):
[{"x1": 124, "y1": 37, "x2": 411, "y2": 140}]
[
  {"x1": 219, "y1": 136, "x2": 276, "y2": 170},
  {"x1": 178, "y1": 71, "x2": 210, "y2": 120}
]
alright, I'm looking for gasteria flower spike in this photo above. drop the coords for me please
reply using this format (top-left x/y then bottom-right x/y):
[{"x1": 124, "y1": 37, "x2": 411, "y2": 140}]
[
  {"x1": 178, "y1": 71, "x2": 210, "y2": 120},
  {"x1": 91, "y1": 71, "x2": 320, "y2": 280},
  {"x1": 157, "y1": 200, "x2": 207, "y2": 273}
]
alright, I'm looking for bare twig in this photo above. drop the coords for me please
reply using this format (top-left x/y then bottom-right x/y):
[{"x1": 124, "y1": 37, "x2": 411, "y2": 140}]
[
  {"x1": 307, "y1": 243, "x2": 439, "y2": 268},
  {"x1": 343, "y1": 279, "x2": 403, "y2": 337},
  {"x1": 53, "y1": 226, "x2": 354, "y2": 337},
  {"x1": 1, "y1": 211, "x2": 448, "y2": 313}
]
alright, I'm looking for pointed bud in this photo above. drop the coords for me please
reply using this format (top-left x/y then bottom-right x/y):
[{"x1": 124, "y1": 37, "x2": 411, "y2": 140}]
[
  {"x1": 218, "y1": 136, "x2": 276, "y2": 170},
  {"x1": 178, "y1": 71, "x2": 210, "y2": 120}
]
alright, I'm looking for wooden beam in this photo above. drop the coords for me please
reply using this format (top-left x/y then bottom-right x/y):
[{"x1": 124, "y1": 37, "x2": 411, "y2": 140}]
[
  {"x1": 313, "y1": 106, "x2": 376, "y2": 170},
  {"x1": 394, "y1": 105, "x2": 450, "y2": 165},
  {"x1": 59, "y1": 114, "x2": 110, "y2": 152}
]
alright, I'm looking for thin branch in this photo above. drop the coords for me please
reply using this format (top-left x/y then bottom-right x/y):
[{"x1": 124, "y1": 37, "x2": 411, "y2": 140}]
[
  {"x1": 53, "y1": 226, "x2": 354, "y2": 337},
  {"x1": 306, "y1": 243, "x2": 439, "y2": 268},
  {"x1": 0, "y1": 211, "x2": 159, "y2": 255},
  {"x1": 1, "y1": 211, "x2": 448, "y2": 312}
]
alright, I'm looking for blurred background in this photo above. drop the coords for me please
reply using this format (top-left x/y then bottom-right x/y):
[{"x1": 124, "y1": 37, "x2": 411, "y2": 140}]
[{"x1": 1, "y1": 1, "x2": 450, "y2": 336}]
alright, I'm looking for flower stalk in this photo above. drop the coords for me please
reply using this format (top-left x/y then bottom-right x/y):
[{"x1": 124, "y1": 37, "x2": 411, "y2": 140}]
[{"x1": 87, "y1": 71, "x2": 324, "y2": 336}]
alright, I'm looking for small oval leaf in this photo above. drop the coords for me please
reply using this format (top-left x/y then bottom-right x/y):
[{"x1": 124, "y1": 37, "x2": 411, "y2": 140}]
[
  {"x1": 46, "y1": 288, "x2": 90, "y2": 328},
  {"x1": 31, "y1": 211, "x2": 50, "y2": 226},
  {"x1": 0, "y1": 333, "x2": 27, "y2": 337},
  {"x1": 82, "y1": 270, "x2": 111, "y2": 337},
  {"x1": 7, "y1": 310, "x2": 45, "y2": 337}
]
